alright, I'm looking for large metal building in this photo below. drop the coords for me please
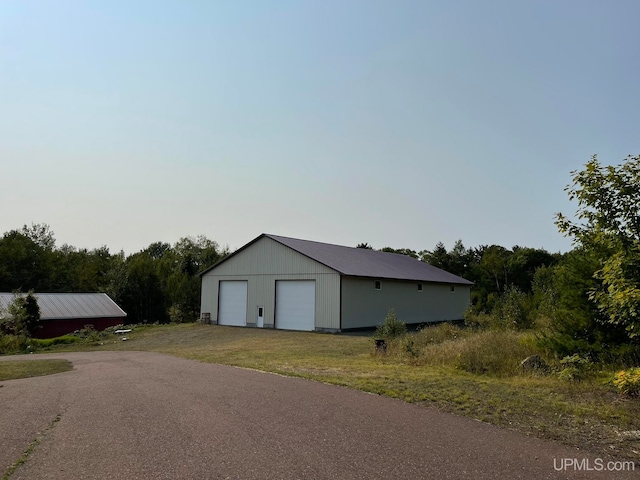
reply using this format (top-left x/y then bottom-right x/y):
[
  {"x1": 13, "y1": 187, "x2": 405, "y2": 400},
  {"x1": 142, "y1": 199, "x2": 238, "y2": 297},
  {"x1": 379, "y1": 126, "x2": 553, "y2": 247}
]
[{"x1": 199, "y1": 234, "x2": 473, "y2": 332}]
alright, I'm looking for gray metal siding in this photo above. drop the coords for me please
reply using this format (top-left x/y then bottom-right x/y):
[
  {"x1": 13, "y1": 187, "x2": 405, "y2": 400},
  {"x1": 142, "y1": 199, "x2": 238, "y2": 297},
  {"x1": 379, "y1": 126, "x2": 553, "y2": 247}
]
[
  {"x1": 200, "y1": 237, "x2": 340, "y2": 330},
  {"x1": 209, "y1": 236, "x2": 337, "y2": 276},
  {"x1": 340, "y1": 277, "x2": 471, "y2": 329}
]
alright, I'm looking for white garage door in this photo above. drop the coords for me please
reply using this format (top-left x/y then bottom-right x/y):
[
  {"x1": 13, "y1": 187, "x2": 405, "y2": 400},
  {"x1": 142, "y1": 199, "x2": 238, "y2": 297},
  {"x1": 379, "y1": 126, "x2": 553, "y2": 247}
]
[
  {"x1": 275, "y1": 280, "x2": 315, "y2": 331},
  {"x1": 218, "y1": 281, "x2": 247, "y2": 326}
]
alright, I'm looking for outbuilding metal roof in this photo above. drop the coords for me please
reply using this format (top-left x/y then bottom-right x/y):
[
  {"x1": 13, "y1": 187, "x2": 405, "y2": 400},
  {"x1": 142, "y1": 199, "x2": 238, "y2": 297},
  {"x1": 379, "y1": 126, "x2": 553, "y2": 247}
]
[
  {"x1": 202, "y1": 234, "x2": 473, "y2": 285},
  {"x1": 0, "y1": 293, "x2": 127, "y2": 320}
]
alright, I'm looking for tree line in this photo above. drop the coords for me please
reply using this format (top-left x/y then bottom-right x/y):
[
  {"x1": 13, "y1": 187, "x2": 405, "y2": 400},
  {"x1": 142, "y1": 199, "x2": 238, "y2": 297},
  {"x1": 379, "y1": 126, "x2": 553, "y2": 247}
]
[
  {"x1": 2, "y1": 223, "x2": 558, "y2": 326},
  {"x1": 0, "y1": 225, "x2": 227, "y2": 324}
]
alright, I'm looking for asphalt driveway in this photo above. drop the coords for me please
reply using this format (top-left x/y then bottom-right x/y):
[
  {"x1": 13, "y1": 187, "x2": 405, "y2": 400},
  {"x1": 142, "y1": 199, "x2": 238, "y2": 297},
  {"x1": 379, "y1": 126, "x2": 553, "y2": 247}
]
[{"x1": 0, "y1": 352, "x2": 636, "y2": 479}]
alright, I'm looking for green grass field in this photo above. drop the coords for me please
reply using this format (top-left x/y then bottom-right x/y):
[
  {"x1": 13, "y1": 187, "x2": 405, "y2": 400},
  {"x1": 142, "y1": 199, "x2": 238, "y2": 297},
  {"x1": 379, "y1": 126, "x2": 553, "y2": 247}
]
[
  {"x1": 11, "y1": 323, "x2": 640, "y2": 460},
  {"x1": 0, "y1": 359, "x2": 73, "y2": 381}
]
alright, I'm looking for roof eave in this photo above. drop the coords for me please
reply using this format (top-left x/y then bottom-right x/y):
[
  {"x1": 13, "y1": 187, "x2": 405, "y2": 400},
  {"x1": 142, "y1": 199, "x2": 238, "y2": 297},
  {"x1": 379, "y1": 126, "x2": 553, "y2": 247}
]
[{"x1": 340, "y1": 273, "x2": 474, "y2": 285}]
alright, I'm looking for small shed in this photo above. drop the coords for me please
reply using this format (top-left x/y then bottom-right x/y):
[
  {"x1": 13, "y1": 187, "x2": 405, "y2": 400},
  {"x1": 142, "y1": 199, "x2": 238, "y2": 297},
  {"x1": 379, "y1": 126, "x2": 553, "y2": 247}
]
[
  {"x1": 200, "y1": 234, "x2": 473, "y2": 332},
  {"x1": 0, "y1": 292, "x2": 127, "y2": 338}
]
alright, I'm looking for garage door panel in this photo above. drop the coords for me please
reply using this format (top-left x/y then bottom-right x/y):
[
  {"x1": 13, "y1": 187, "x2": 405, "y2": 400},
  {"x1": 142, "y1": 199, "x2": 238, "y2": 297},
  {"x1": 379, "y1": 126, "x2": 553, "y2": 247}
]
[
  {"x1": 276, "y1": 281, "x2": 315, "y2": 331},
  {"x1": 219, "y1": 281, "x2": 247, "y2": 326}
]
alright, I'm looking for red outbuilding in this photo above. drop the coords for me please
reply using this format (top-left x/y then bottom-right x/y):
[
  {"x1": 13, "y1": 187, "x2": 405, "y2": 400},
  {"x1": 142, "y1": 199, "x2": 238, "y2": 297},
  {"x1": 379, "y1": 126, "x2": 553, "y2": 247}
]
[{"x1": 0, "y1": 292, "x2": 127, "y2": 338}]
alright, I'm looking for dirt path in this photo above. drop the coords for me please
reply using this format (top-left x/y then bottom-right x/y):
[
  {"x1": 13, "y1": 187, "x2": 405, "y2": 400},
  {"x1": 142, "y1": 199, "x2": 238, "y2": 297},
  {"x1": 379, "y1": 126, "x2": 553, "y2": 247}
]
[{"x1": 0, "y1": 352, "x2": 636, "y2": 479}]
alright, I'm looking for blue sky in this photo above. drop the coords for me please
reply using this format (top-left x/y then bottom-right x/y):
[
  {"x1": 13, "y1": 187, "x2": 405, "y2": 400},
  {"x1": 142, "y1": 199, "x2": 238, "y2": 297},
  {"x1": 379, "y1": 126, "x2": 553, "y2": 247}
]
[{"x1": 2, "y1": 1, "x2": 639, "y2": 255}]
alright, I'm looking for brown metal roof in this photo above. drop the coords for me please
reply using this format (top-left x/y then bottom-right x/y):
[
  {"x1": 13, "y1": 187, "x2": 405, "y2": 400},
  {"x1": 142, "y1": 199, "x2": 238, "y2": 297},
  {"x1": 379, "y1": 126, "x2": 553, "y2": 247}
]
[
  {"x1": 0, "y1": 293, "x2": 127, "y2": 320},
  {"x1": 201, "y1": 234, "x2": 473, "y2": 285}
]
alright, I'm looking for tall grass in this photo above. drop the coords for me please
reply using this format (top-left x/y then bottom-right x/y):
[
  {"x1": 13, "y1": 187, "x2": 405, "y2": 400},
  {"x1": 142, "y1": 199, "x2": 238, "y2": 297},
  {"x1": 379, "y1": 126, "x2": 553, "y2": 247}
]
[
  {"x1": 452, "y1": 331, "x2": 539, "y2": 375},
  {"x1": 384, "y1": 323, "x2": 542, "y2": 376},
  {"x1": 374, "y1": 309, "x2": 407, "y2": 338}
]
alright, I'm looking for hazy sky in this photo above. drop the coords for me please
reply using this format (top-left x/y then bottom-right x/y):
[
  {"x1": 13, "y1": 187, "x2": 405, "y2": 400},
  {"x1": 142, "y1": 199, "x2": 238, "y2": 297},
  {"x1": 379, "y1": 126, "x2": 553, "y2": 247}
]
[{"x1": 2, "y1": 1, "x2": 639, "y2": 255}]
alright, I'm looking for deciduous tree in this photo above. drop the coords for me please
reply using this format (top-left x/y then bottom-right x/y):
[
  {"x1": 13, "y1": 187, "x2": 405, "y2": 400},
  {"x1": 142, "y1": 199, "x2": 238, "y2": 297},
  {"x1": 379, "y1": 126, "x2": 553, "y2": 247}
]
[
  {"x1": 556, "y1": 155, "x2": 640, "y2": 337},
  {"x1": 0, "y1": 291, "x2": 41, "y2": 337}
]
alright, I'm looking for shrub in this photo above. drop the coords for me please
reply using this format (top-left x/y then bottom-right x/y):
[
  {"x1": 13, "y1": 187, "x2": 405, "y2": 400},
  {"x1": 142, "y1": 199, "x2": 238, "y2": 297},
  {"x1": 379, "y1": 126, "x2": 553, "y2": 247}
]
[
  {"x1": 463, "y1": 307, "x2": 495, "y2": 329},
  {"x1": 74, "y1": 325, "x2": 103, "y2": 343},
  {"x1": 497, "y1": 287, "x2": 534, "y2": 330},
  {"x1": 103, "y1": 324, "x2": 125, "y2": 334},
  {"x1": 168, "y1": 305, "x2": 198, "y2": 323},
  {"x1": 535, "y1": 322, "x2": 640, "y2": 365},
  {"x1": 375, "y1": 309, "x2": 407, "y2": 338},
  {"x1": 403, "y1": 336, "x2": 418, "y2": 360},
  {"x1": 0, "y1": 316, "x2": 18, "y2": 336},
  {"x1": 535, "y1": 330, "x2": 595, "y2": 359},
  {"x1": 466, "y1": 288, "x2": 538, "y2": 331},
  {"x1": 557, "y1": 354, "x2": 592, "y2": 381},
  {"x1": 0, "y1": 334, "x2": 29, "y2": 355},
  {"x1": 611, "y1": 368, "x2": 640, "y2": 396}
]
